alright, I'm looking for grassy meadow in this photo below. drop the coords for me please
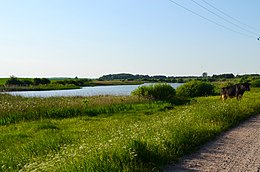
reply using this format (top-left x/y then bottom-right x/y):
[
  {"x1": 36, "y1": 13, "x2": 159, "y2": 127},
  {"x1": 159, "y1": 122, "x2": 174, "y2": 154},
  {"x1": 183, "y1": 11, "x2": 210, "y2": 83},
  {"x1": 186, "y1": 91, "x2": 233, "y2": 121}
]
[
  {"x1": 0, "y1": 78, "x2": 8, "y2": 85},
  {"x1": 1, "y1": 88, "x2": 260, "y2": 171}
]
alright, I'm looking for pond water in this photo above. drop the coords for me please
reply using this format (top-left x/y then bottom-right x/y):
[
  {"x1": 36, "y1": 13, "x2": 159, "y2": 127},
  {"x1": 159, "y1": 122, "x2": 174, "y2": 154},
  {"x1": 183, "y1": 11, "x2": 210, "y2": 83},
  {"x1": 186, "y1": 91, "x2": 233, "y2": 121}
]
[{"x1": 5, "y1": 83, "x2": 183, "y2": 97}]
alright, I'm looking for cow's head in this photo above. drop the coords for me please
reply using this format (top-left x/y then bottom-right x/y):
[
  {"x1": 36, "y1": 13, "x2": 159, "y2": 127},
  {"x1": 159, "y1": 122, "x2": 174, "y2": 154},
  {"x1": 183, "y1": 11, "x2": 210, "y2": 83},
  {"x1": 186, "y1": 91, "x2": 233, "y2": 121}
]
[{"x1": 241, "y1": 82, "x2": 251, "y2": 91}]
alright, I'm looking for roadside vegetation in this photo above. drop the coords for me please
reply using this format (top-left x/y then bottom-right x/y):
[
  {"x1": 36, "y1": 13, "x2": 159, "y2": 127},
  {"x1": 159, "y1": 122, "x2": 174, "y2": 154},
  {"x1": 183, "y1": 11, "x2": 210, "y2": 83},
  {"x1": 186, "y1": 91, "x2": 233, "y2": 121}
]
[{"x1": 1, "y1": 82, "x2": 260, "y2": 171}]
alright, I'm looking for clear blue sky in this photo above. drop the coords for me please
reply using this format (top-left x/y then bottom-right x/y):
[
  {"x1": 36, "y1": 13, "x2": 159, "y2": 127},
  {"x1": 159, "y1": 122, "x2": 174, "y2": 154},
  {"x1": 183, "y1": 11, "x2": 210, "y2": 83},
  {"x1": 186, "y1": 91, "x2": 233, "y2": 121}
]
[{"x1": 1, "y1": 0, "x2": 259, "y2": 78}]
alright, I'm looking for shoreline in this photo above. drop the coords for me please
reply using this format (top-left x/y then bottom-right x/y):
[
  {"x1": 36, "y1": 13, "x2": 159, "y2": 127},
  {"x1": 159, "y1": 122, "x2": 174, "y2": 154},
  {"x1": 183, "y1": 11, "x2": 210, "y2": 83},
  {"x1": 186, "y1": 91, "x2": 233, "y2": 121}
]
[{"x1": 0, "y1": 81, "x2": 145, "y2": 92}]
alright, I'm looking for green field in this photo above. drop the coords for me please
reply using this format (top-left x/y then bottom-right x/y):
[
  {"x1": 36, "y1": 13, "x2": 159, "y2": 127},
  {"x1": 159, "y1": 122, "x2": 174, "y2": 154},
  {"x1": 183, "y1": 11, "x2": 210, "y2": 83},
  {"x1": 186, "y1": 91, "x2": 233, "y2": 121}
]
[
  {"x1": 1, "y1": 89, "x2": 260, "y2": 171},
  {"x1": 0, "y1": 78, "x2": 8, "y2": 85}
]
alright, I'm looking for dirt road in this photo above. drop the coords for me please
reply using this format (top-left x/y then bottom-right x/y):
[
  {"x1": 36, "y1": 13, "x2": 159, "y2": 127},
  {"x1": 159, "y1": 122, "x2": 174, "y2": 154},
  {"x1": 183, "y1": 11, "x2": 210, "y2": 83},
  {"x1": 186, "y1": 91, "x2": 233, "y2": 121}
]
[{"x1": 164, "y1": 114, "x2": 260, "y2": 172}]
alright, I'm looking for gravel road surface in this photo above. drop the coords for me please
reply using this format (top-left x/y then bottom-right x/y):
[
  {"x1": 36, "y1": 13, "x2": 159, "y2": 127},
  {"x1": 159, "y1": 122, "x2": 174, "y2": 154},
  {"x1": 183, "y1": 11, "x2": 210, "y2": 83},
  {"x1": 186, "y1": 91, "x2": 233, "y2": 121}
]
[{"x1": 164, "y1": 114, "x2": 260, "y2": 172}]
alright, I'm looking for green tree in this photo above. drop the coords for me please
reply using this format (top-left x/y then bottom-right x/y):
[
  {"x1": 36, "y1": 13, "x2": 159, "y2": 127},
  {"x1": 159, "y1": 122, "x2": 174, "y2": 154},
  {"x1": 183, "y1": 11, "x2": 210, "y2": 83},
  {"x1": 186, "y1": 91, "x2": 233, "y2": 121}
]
[
  {"x1": 5, "y1": 76, "x2": 22, "y2": 86},
  {"x1": 202, "y1": 72, "x2": 208, "y2": 78},
  {"x1": 33, "y1": 78, "x2": 50, "y2": 85}
]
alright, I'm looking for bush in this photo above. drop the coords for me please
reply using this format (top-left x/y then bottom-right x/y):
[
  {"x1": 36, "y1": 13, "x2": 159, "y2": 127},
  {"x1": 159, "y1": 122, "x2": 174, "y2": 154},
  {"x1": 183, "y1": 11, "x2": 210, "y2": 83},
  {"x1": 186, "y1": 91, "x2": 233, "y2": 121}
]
[
  {"x1": 5, "y1": 76, "x2": 23, "y2": 86},
  {"x1": 176, "y1": 80, "x2": 215, "y2": 98},
  {"x1": 251, "y1": 79, "x2": 260, "y2": 87},
  {"x1": 34, "y1": 78, "x2": 51, "y2": 85},
  {"x1": 5, "y1": 76, "x2": 50, "y2": 86},
  {"x1": 131, "y1": 83, "x2": 176, "y2": 102}
]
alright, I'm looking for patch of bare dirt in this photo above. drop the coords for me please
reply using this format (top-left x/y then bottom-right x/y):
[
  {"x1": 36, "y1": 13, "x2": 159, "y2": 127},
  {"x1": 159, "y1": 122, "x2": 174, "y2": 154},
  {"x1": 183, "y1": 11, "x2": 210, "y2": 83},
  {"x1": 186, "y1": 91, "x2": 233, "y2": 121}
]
[{"x1": 164, "y1": 114, "x2": 260, "y2": 172}]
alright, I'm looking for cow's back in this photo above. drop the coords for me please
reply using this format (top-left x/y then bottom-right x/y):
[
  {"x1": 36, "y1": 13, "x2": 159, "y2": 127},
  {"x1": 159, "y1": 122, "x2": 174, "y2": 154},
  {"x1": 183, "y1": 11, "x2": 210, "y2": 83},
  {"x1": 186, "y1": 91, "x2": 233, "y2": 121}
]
[{"x1": 221, "y1": 85, "x2": 236, "y2": 97}]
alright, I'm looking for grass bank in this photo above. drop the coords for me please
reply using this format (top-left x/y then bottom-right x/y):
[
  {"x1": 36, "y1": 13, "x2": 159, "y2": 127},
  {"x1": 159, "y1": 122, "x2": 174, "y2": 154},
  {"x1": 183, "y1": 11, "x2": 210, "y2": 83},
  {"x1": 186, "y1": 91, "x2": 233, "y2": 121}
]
[
  {"x1": 0, "y1": 84, "x2": 80, "y2": 92},
  {"x1": 0, "y1": 89, "x2": 260, "y2": 171},
  {"x1": 0, "y1": 78, "x2": 144, "y2": 92}
]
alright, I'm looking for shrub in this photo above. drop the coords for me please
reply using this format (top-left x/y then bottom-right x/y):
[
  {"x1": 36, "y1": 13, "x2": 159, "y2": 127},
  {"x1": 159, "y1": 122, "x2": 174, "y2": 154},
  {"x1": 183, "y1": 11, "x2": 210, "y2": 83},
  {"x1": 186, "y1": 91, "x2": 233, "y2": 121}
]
[
  {"x1": 5, "y1": 76, "x2": 23, "y2": 86},
  {"x1": 22, "y1": 79, "x2": 33, "y2": 86},
  {"x1": 176, "y1": 80, "x2": 215, "y2": 98},
  {"x1": 251, "y1": 79, "x2": 260, "y2": 87},
  {"x1": 131, "y1": 83, "x2": 176, "y2": 102},
  {"x1": 34, "y1": 78, "x2": 51, "y2": 85},
  {"x1": 151, "y1": 83, "x2": 176, "y2": 101}
]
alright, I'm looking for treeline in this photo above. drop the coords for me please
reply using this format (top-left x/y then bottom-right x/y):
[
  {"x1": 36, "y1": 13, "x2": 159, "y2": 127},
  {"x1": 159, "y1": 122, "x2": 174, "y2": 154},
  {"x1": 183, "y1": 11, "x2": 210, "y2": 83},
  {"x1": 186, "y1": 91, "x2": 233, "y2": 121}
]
[
  {"x1": 54, "y1": 78, "x2": 91, "y2": 86},
  {"x1": 212, "y1": 73, "x2": 235, "y2": 79},
  {"x1": 99, "y1": 73, "x2": 183, "y2": 83},
  {"x1": 0, "y1": 76, "x2": 143, "y2": 92},
  {"x1": 5, "y1": 76, "x2": 51, "y2": 86},
  {"x1": 4, "y1": 76, "x2": 92, "y2": 87},
  {"x1": 0, "y1": 76, "x2": 90, "y2": 92},
  {"x1": 99, "y1": 73, "x2": 260, "y2": 83}
]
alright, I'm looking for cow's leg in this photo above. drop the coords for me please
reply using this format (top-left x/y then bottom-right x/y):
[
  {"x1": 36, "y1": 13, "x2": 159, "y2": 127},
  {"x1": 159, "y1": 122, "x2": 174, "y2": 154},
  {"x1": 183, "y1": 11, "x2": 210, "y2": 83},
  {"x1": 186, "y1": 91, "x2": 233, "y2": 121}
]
[
  {"x1": 221, "y1": 94, "x2": 227, "y2": 101},
  {"x1": 237, "y1": 95, "x2": 242, "y2": 101}
]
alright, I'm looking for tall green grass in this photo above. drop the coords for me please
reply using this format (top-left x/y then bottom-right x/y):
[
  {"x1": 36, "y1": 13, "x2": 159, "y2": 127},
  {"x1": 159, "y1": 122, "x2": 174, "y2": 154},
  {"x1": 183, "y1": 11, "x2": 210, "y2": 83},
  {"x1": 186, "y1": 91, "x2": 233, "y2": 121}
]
[
  {"x1": 0, "y1": 95, "x2": 152, "y2": 125},
  {"x1": 0, "y1": 89, "x2": 260, "y2": 171}
]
